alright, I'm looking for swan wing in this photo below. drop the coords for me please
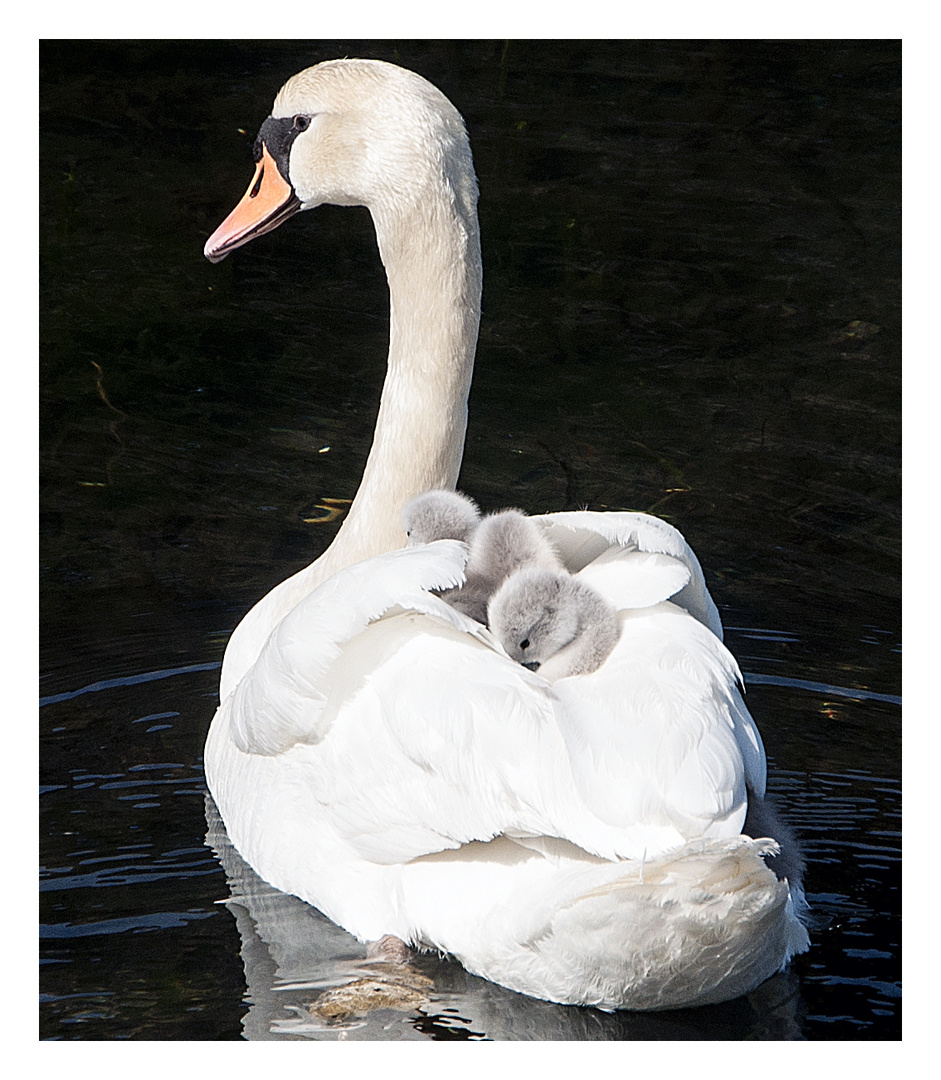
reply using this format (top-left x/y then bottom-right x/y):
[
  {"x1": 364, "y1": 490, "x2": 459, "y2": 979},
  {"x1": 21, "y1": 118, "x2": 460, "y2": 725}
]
[
  {"x1": 286, "y1": 592, "x2": 766, "y2": 867},
  {"x1": 221, "y1": 542, "x2": 596, "y2": 865},
  {"x1": 290, "y1": 615, "x2": 588, "y2": 864},
  {"x1": 534, "y1": 510, "x2": 723, "y2": 639},
  {"x1": 552, "y1": 602, "x2": 765, "y2": 857},
  {"x1": 290, "y1": 608, "x2": 756, "y2": 867},
  {"x1": 226, "y1": 540, "x2": 478, "y2": 755},
  {"x1": 576, "y1": 547, "x2": 691, "y2": 611}
]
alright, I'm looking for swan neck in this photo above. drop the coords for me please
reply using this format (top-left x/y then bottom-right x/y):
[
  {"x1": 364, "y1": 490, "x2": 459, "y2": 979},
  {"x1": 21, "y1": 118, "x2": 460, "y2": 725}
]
[
  {"x1": 322, "y1": 188, "x2": 482, "y2": 573},
  {"x1": 218, "y1": 174, "x2": 481, "y2": 701}
]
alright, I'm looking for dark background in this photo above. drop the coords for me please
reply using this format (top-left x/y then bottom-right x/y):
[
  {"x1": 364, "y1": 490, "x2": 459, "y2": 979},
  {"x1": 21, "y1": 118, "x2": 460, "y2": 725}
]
[{"x1": 40, "y1": 40, "x2": 900, "y2": 1039}]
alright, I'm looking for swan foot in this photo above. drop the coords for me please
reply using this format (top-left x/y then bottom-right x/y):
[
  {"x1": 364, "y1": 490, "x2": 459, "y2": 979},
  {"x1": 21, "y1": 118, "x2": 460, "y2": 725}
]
[
  {"x1": 307, "y1": 939, "x2": 431, "y2": 1024},
  {"x1": 365, "y1": 934, "x2": 412, "y2": 964},
  {"x1": 309, "y1": 975, "x2": 431, "y2": 1023}
]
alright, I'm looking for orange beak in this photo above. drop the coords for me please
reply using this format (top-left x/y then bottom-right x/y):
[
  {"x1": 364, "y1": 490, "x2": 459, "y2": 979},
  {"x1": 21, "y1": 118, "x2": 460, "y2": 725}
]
[{"x1": 204, "y1": 144, "x2": 300, "y2": 263}]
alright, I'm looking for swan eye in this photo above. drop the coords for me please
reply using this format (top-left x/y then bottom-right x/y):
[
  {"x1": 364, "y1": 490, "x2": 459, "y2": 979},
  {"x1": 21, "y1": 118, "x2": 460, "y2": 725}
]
[
  {"x1": 520, "y1": 638, "x2": 530, "y2": 650},
  {"x1": 293, "y1": 114, "x2": 311, "y2": 131}
]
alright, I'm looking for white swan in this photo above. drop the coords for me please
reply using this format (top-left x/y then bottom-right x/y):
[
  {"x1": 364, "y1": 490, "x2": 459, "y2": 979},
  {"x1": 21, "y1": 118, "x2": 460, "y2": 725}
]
[
  {"x1": 203, "y1": 58, "x2": 808, "y2": 1011},
  {"x1": 488, "y1": 567, "x2": 619, "y2": 678}
]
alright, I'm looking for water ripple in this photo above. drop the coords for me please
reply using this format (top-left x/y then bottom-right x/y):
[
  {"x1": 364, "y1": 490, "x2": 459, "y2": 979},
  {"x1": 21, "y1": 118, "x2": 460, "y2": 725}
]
[
  {"x1": 39, "y1": 662, "x2": 222, "y2": 707},
  {"x1": 40, "y1": 910, "x2": 218, "y2": 938}
]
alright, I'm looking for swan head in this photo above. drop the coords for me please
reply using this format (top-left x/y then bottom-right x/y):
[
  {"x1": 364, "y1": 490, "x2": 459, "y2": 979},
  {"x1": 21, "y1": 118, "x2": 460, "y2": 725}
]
[
  {"x1": 205, "y1": 58, "x2": 477, "y2": 263},
  {"x1": 402, "y1": 489, "x2": 481, "y2": 546},
  {"x1": 488, "y1": 569, "x2": 583, "y2": 670}
]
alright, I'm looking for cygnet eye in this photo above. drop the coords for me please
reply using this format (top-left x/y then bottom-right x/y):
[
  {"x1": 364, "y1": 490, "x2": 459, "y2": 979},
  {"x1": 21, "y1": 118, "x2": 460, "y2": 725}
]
[
  {"x1": 520, "y1": 638, "x2": 530, "y2": 650},
  {"x1": 293, "y1": 114, "x2": 311, "y2": 131}
]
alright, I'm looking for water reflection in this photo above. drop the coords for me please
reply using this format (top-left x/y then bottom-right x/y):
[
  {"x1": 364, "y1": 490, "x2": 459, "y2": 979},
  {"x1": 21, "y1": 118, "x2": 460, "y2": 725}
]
[{"x1": 204, "y1": 797, "x2": 807, "y2": 1041}]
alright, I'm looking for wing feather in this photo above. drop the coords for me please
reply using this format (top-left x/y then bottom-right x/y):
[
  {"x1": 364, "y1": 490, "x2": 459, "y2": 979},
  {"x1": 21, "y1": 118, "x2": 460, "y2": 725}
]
[
  {"x1": 227, "y1": 540, "x2": 474, "y2": 755},
  {"x1": 552, "y1": 602, "x2": 754, "y2": 854},
  {"x1": 576, "y1": 548, "x2": 691, "y2": 611},
  {"x1": 534, "y1": 510, "x2": 723, "y2": 638}
]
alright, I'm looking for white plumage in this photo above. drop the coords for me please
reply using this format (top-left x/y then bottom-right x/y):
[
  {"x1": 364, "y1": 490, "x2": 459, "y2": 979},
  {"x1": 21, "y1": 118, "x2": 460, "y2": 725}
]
[{"x1": 202, "y1": 57, "x2": 807, "y2": 1010}]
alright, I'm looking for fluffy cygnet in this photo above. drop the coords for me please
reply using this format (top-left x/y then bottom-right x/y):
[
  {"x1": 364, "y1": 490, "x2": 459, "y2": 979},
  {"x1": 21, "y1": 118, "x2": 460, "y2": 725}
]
[
  {"x1": 446, "y1": 509, "x2": 565, "y2": 624},
  {"x1": 401, "y1": 489, "x2": 481, "y2": 545},
  {"x1": 488, "y1": 568, "x2": 620, "y2": 680}
]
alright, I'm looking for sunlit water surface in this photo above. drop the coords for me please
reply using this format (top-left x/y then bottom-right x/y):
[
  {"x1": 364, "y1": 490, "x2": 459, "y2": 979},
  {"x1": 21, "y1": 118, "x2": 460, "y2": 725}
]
[{"x1": 40, "y1": 40, "x2": 900, "y2": 1040}]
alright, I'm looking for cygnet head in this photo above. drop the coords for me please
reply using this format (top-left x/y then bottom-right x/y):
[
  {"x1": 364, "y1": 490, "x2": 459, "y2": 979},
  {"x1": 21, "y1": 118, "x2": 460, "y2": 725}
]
[
  {"x1": 402, "y1": 490, "x2": 481, "y2": 546},
  {"x1": 489, "y1": 570, "x2": 583, "y2": 668},
  {"x1": 488, "y1": 568, "x2": 619, "y2": 678},
  {"x1": 464, "y1": 509, "x2": 563, "y2": 586}
]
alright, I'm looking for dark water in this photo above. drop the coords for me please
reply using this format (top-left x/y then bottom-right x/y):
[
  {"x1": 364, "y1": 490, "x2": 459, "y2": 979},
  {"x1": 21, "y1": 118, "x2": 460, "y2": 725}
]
[{"x1": 40, "y1": 40, "x2": 900, "y2": 1040}]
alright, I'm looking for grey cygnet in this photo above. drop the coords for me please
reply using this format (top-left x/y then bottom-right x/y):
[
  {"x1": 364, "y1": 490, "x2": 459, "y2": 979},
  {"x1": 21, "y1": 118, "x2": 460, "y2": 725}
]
[
  {"x1": 446, "y1": 509, "x2": 564, "y2": 624},
  {"x1": 488, "y1": 568, "x2": 620, "y2": 679},
  {"x1": 401, "y1": 489, "x2": 481, "y2": 545}
]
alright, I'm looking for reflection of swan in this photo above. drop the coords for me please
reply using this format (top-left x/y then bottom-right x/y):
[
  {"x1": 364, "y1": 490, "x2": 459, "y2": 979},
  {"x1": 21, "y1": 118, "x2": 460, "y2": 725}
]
[
  {"x1": 203, "y1": 58, "x2": 808, "y2": 1010},
  {"x1": 488, "y1": 568, "x2": 619, "y2": 678},
  {"x1": 204, "y1": 795, "x2": 806, "y2": 1039}
]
